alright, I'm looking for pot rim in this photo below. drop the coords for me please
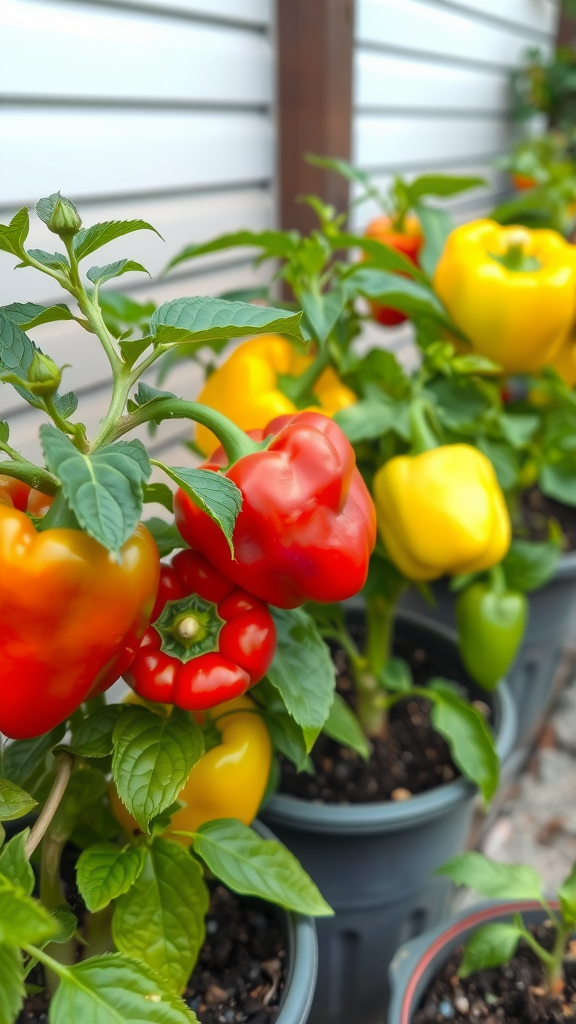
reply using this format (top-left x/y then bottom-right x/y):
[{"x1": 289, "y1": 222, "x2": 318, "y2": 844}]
[
  {"x1": 253, "y1": 819, "x2": 318, "y2": 1024},
  {"x1": 394, "y1": 899, "x2": 557, "y2": 1024},
  {"x1": 263, "y1": 613, "x2": 517, "y2": 836}
]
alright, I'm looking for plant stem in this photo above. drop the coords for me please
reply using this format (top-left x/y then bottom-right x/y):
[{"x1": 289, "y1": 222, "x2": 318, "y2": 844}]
[
  {"x1": 82, "y1": 905, "x2": 114, "y2": 959},
  {"x1": 409, "y1": 398, "x2": 438, "y2": 454},
  {"x1": 26, "y1": 753, "x2": 74, "y2": 859},
  {"x1": 36, "y1": 489, "x2": 80, "y2": 532},
  {"x1": 278, "y1": 349, "x2": 330, "y2": 404},
  {"x1": 355, "y1": 595, "x2": 395, "y2": 737},
  {"x1": 546, "y1": 922, "x2": 571, "y2": 993}
]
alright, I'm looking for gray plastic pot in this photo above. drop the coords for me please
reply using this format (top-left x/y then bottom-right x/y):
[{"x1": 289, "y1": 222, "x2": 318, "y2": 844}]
[
  {"x1": 388, "y1": 900, "x2": 552, "y2": 1024},
  {"x1": 254, "y1": 820, "x2": 319, "y2": 1024},
  {"x1": 262, "y1": 613, "x2": 516, "y2": 1024},
  {"x1": 399, "y1": 552, "x2": 576, "y2": 750}
]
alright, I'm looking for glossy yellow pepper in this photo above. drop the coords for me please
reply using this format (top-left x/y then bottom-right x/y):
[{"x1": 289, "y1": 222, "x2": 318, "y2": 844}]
[
  {"x1": 195, "y1": 334, "x2": 356, "y2": 455},
  {"x1": 110, "y1": 694, "x2": 272, "y2": 845},
  {"x1": 434, "y1": 220, "x2": 576, "y2": 374},
  {"x1": 550, "y1": 333, "x2": 576, "y2": 386},
  {"x1": 373, "y1": 444, "x2": 511, "y2": 581}
]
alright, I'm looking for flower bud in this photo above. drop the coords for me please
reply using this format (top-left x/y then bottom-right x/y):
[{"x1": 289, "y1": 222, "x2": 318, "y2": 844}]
[
  {"x1": 36, "y1": 193, "x2": 81, "y2": 237},
  {"x1": 26, "y1": 351, "x2": 62, "y2": 398}
]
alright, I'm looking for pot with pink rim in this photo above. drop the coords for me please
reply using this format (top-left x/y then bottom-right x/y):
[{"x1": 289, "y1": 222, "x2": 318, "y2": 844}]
[{"x1": 387, "y1": 900, "x2": 556, "y2": 1024}]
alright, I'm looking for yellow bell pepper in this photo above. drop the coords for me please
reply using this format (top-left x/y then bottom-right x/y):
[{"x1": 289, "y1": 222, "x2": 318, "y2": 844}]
[
  {"x1": 434, "y1": 220, "x2": 576, "y2": 374},
  {"x1": 550, "y1": 333, "x2": 576, "y2": 386},
  {"x1": 110, "y1": 694, "x2": 272, "y2": 845},
  {"x1": 195, "y1": 334, "x2": 356, "y2": 455},
  {"x1": 373, "y1": 444, "x2": 511, "y2": 581}
]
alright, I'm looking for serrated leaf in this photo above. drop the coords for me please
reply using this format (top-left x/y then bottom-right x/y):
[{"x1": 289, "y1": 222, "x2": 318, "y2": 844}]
[
  {"x1": 267, "y1": 608, "x2": 335, "y2": 750},
  {"x1": 322, "y1": 693, "x2": 371, "y2": 760},
  {"x1": 69, "y1": 705, "x2": 125, "y2": 758},
  {"x1": 428, "y1": 683, "x2": 499, "y2": 804},
  {"x1": 149, "y1": 296, "x2": 304, "y2": 347},
  {"x1": 113, "y1": 839, "x2": 208, "y2": 994},
  {"x1": 143, "y1": 517, "x2": 185, "y2": 558},
  {"x1": 460, "y1": 922, "x2": 523, "y2": 977},
  {"x1": 156, "y1": 464, "x2": 241, "y2": 556},
  {"x1": 53, "y1": 390, "x2": 79, "y2": 420},
  {"x1": 48, "y1": 952, "x2": 198, "y2": 1024},
  {"x1": 77, "y1": 843, "x2": 146, "y2": 913},
  {"x1": 0, "y1": 208, "x2": 29, "y2": 258},
  {"x1": 73, "y1": 219, "x2": 161, "y2": 262},
  {"x1": 127, "y1": 382, "x2": 177, "y2": 418},
  {"x1": 0, "y1": 829, "x2": 34, "y2": 894},
  {"x1": 0, "y1": 778, "x2": 37, "y2": 821},
  {"x1": 437, "y1": 852, "x2": 543, "y2": 900},
  {"x1": 0, "y1": 310, "x2": 35, "y2": 376},
  {"x1": 112, "y1": 706, "x2": 204, "y2": 833},
  {"x1": 190, "y1": 819, "x2": 332, "y2": 916},
  {"x1": 86, "y1": 259, "x2": 149, "y2": 286},
  {"x1": 0, "y1": 874, "x2": 56, "y2": 946},
  {"x1": 0, "y1": 945, "x2": 24, "y2": 1024},
  {"x1": 0, "y1": 301, "x2": 74, "y2": 330},
  {"x1": 40, "y1": 427, "x2": 151, "y2": 553},
  {"x1": 24, "y1": 249, "x2": 70, "y2": 272},
  {"x1": 1, "y1": 724, "x2": 65, "y2": 786}
]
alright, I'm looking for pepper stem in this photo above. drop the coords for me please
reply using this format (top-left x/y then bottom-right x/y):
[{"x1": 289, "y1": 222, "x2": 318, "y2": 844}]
[
  {"x1": 277, "y1": 348, "x2": 330, "y2": 405},
  {"x1": 355, "y1": 595, "x2": 396, "y2": 738},
  {"x1": 35, "y1": 489, "x2": 80, "y2": 532},
  {"x1": 409, "y1": 399, "x2": 438, "y2": 455},
  {"x1": 488, "y1": 563, "x2": 506, "y2": 597}
]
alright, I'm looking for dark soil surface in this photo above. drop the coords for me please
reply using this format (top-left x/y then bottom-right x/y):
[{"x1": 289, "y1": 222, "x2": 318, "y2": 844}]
[
  {"x1": 521, "y1": 488, "x2": 576, "y2": 552},
  {"x1": 17, "y1": 886, "x2": 286, "y2": 1024},
  {"x1": 413, "y1": 922, "x2": 576, "y2": 1023},
  {"x1": 278, "y1": 629, "x2": 482, "y2": 805}
]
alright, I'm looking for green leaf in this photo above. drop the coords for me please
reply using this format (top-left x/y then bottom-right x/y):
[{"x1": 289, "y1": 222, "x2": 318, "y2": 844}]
[
  {"x1": 0, "y1": 208, "x2": 29, "y2": 258},
  {"x1": 0, "y1": 945, "x2": 24, "y2": 1024},
  {"x1": 460, "y1": 922, "x2": 523, "y2": 977},
  {"x1": 40, "y1": 427, "x2": 151, "y2": 554},
  {"x1": 415, "y1": 204, "x2": 453, "y2": 278},
  {"x1": 143, "y1": 517, "x2": 186, "y2": 558},
  {"x1": 149, "y1": 296, "x2": 305, "y2": 347},
  {"x1": 0, "y1": 301, "x2": 75, "y2": 330},
  {"x1": 77, "y1": 842, "x2": 146, "y2": 913},
  {"x1": 437, "y1": 851, "x2": 543, "y2": 900},
  {"x1": 0, "y1": 829, "x2": 34, "y2": 894},
  {"x1": 155, "y1": 464, "x2": 241, "y2": 556},
  {"x1": 0, "y1": 310, "x2": 35, "y2": 377},
  {"x1": 73, "y1": 219, "x2": 161, "y2": 262},
  {"x1": 339, "y1": 232, "x2": 425, "y2": 281},
  {"x1": 348, "y1": 267, "x2": 455, "y2": 329},
  {"x1": 0, "y1": 778, "x2": 37, "y2": 821},
  {"x1": 69, "y1": 705, "x2": 125, "y2": 759},
  {"x1": 0, "y1": 874, "x2": 56, "y2": 946},
  {"x1": 86, "y1": 260, "x2": 149, "y2": 286},
  {"x1": 477, "y1": 437, "x2": 519, "y2": 491},
  {"x1": 381, "y1": 657, "x2": 413, "y2": 694},
  {"x1": 298, "y1": 283, "x2": 346, "y2": 345},
  {"x1": 51, "y1": 904, "x2": 79, "y2": 944},
  {"x1": 428, "y1": 682, "x2": 499, "y2": 804},
  {"x1": 128, "y1": 382, "x2": 177, "y2": 413},
  {"x1": 267, "y1": 607, "x2": 335, "y2": 750},
  {"x1": 323, "y1": 693, "x2": 371, "y2": 760},
  {"x1": 113, "y1": 839, "x2": 208, "y2": 994},
  {"x1": 191, "y1": 819, "x2": 333, "y2": 916},
  {"x1": 503, "y1": 539, "x2": 560, "y2": 593},
  {"x1": 499, "y1": 413, "x2": 539, "y2": 449},
  {"x1": 333, "y1": 397, "x2": 397, "y2": 444},
  {"x1": 48, "y1": 953, "x2": 198, "y2": 1024},
  {"x1": 1, "y1": 724, "x2": 65, "y2": 786},
  {"x1": 112, "y1": 706, "x2": 204, "y2": 833},
  {"x1": 24, "y1": 249, "x2": 70, "y2": 273},
  {"x1": 36, "y1": 193, "x2": 80, "y2": 228},
  {"x1": 143, "y1": 483, "x2": 174, "y2": 512},
  {"x1": 450, "y1": 354, "x2": 502, "y2": 375},
  {"x1": 407, "y1": 174, "x2": 485, "y2": 204},
  {"x1": 167, "y1": 229, "x2": 300, "y2": 272},
  {"x1": 540, "y1": 461, "x2": 576, "y2": 506},
  {"x1": 558, "y1": 861, "x2": 576, "y2": 927}
]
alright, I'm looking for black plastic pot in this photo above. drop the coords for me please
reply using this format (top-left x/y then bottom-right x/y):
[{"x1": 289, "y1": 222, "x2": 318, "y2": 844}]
[
  {"x1": 387, "y1": 901, "x2": 551, "y2": 1024},
  {"x1": 399, "y1": 552, "x2": 576, "y2": 751},
  {"x1": 261, "y1": 613, "x2": 516, "y2": 1024}
]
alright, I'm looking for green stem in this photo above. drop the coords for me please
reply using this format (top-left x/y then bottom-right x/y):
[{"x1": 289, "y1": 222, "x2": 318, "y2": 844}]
[
  {"x1": 36, "y1": 489, "x2": 80, "y2": 532},
  {"x1": 488, "y1": 563, "x2": 507, "y2": 596},
  {"x1": 546, "y1": 922, "x2": 571, "y2": 992},
  {"x1": 0, "y1": 460, "x2": 59, "y2": 494},
  {"x1": 82, "y1": 905, "x2": 114, "y2": 959},
  {"x1": 93, "y1": 398, "x2": 261, "y2": 462},
  {"x1": 278, "y1": 349, "x2": 330, "y2": 404},
  {"x1": 43, "y1": 397, "x2": 89, "y2": 451},
  {"x1": 355, "y1": 595, "x2": 396, "y2": 737},
  {"x1": 409, "y1": 399, "x2": 438, "y2": 455}
]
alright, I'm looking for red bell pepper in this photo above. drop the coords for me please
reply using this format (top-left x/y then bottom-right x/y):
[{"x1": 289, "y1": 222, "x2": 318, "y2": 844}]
[
  {"x1": 124, "y1": 549, "x2": 277, "y2": 710},
  {"x1": 174, "y1": 411, "x2": 376, "y2": 609},
  {"x1": 364, "y1": 214, "x2": 423, "y2": 326}
]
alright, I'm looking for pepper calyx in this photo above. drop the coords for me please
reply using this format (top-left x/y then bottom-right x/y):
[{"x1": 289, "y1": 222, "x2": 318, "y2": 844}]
[{"x1": 154, "y1": 594, "x2": 223, "y2": 662}]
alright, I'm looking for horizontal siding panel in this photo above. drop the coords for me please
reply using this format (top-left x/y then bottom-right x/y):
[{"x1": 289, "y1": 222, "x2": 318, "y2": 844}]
[
  {"x1": 89, "y1": 0, "x2": 273, "y2": 26},
  {"x1": 356, "y1": 0, "x2": 552, "y2": 69},
  {"x1": 442, "y1": 0, "x2": 558, "y2": 36},
  {"x1": 1, "y1": 0, "x2": 273, "y2": 105},
  {"x1": 0, "y1": 109, "x2": 274, "y2": 207},
  {"x1": 355, "y1": 50, "x2": 510, "y2": 112},
  {"x1": 355, "y1": 114, "x2": 511, "y2": 170},
  {"x1": 0, "y1": 187, "x2": 274, "y2": 304}
]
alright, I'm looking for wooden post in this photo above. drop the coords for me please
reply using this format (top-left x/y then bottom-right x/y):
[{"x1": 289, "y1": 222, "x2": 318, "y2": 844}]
[{"x1": 276, "y1": 0, "x2": 354, "y2": 236}]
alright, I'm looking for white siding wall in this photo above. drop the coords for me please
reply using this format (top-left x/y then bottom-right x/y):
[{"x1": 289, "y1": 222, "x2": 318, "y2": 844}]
[
  {"x1": 0, "y1": 0, "x2": 275, "y2": 463},
  {"x1": 351, "y1": 0, "x2": 560, "y2": 362}
]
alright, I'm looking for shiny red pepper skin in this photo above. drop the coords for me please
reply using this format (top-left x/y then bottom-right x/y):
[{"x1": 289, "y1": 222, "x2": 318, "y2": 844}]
[
  {"x1": 174, "y1": 411, "x2": 377, "y2": 609},
  {"x1": 124, "y1": 550, "x2": 277, "y2": 710}
]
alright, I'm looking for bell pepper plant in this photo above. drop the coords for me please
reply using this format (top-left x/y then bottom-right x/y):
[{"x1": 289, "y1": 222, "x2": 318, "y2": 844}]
[{"x1": 0, "y1": 193, "x2": 352, "y2": 1023}]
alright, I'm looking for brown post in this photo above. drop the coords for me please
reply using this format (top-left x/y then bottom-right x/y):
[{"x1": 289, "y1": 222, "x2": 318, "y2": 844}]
[
  {"x1": 276, "y1": 0, "x2": 354, "y2": 236},
  {"x1": 557, "y1": 4, "x2": 576, "y2": 47}
]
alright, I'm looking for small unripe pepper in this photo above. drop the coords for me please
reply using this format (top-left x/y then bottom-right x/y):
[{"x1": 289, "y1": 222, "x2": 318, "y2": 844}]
[
  {"x1": 124, "y1": 550, "x2": 277, "y2": 710},
  {"x1": 373, "y1": 444, "x2": 511, "y2": 581},
  {"x1": 456, "y1": 568, "x2": 527, "y2": 690},
  {"x1": 434, "y1": 219, "x2": 576, "y2": 373}
]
